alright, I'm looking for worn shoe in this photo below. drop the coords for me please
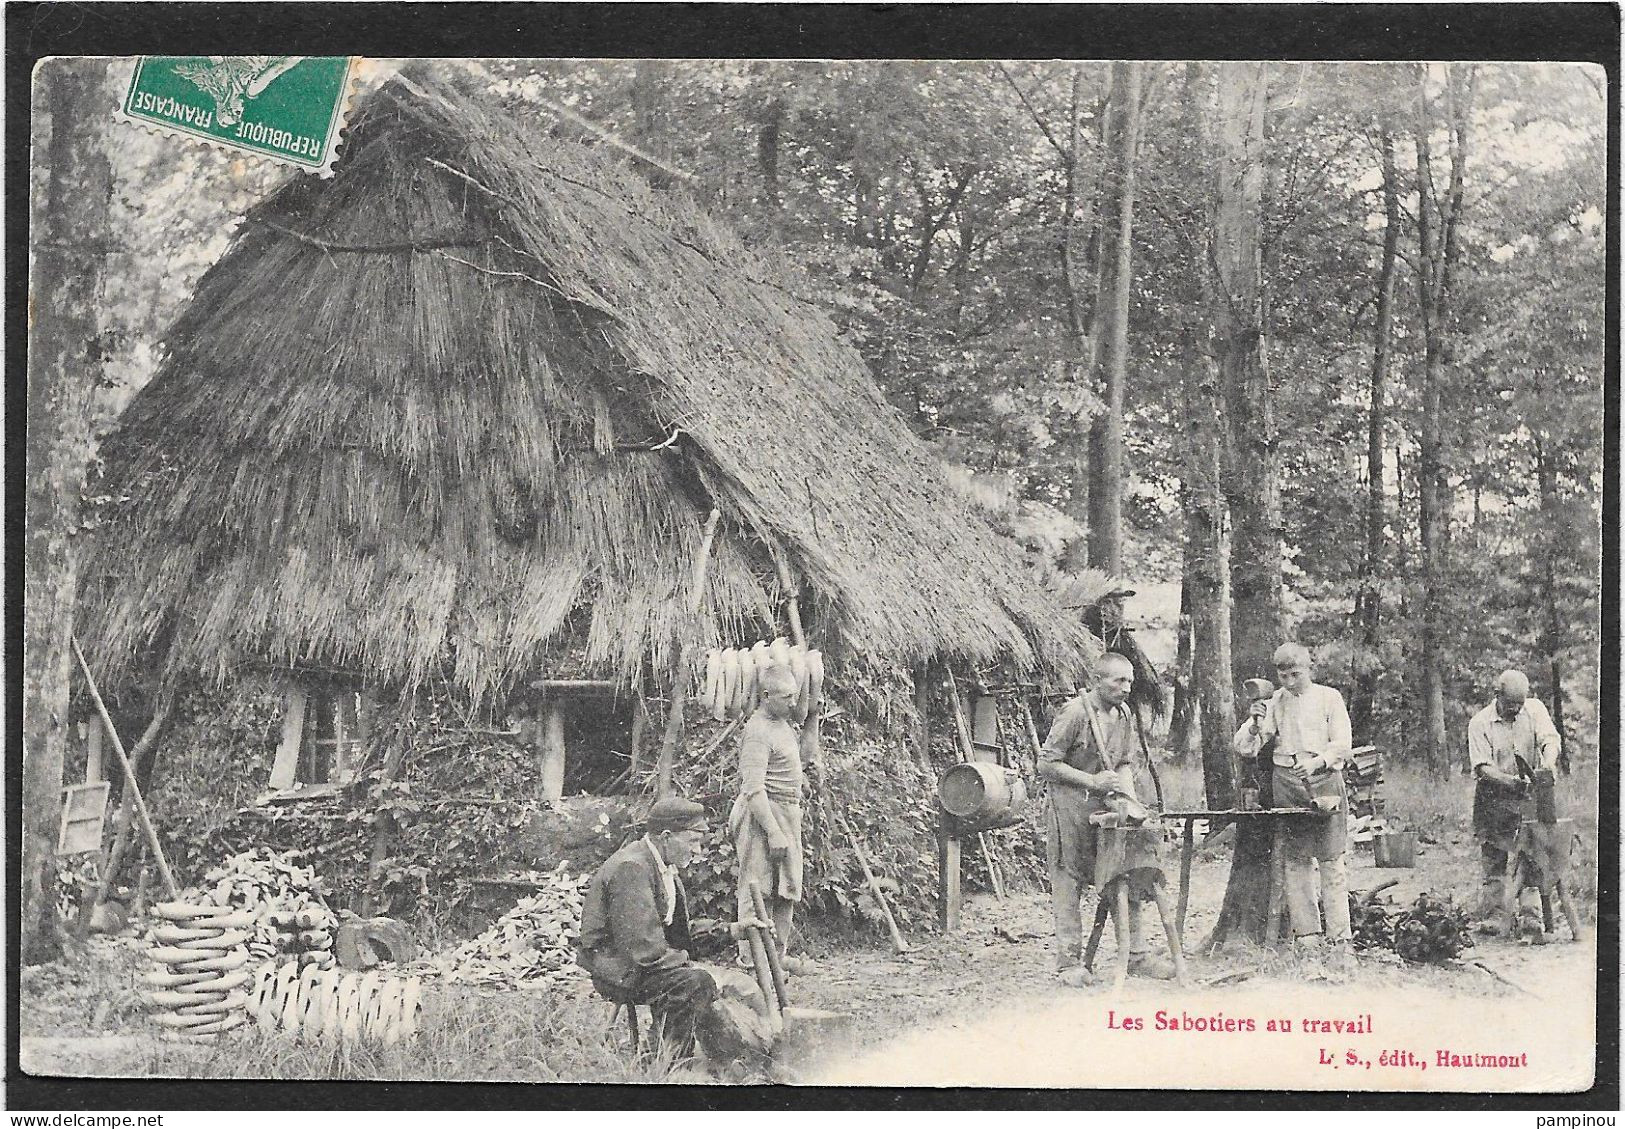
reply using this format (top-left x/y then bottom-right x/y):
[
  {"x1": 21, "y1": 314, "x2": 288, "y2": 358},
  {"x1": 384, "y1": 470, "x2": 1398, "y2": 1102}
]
[
  {"x1": 779, "y1": 955, "x2": 815, "y2": 976},
  {"x1": 1057, "y1": 965, "x2": 1098, "y2": 988},
  {"x1": 1126, "y1": 954, "x2": 1177, "y2": 980}
]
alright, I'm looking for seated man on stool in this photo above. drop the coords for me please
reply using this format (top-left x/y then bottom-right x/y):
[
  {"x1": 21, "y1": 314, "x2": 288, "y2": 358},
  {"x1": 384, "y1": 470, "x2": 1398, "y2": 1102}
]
[{"x1": 577, "y1": 796, "x2": 769, "y2": 1061}]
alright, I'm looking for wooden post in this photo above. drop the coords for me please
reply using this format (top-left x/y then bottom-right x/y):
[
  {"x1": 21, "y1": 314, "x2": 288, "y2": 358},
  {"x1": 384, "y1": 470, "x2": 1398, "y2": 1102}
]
[
  {"x1": 539, "y1": 700, "x2": 566, "y2": 806},
  {"x1": 655, "y1": 509, "x2": 721, "y2": 797},
  {"x1": 912, "y1": 664, "x2": 933, "y2": 768},
  {"x1": 69, "y1": 638, "x2": 178, "y2": 899},
  {"x1": 84, "y1": 721, "x2": 104, "y2": 785},
  {"x1": 270, "y1": 686, "x2": 307, "y2": 790},
  {"x1": 629, "y1": 692, "x2": 647, "y2": 778},
  {"x1": 776, "y1": 553, "x2": 826, "y2": 777},
  {"x1": 937, "y1": 832, "x2": 962, "y2": 932},
  {"x1": 1177, "y1": 818, "x2": 1195, "y2": 941},
  {"x1": 946, "y1": 675, "x2": 1004, "y2": 900},
  {"x1": 1111, "y1": 879, "x2": 1133, "y2": 992},
  {"x1": 1151, "y1": 884, "x2": 1192, "y2": 986}
]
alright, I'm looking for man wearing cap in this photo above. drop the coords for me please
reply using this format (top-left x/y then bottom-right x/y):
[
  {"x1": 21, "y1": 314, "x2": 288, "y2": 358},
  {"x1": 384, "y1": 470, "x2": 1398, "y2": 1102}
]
[
  {"x1": 1467, "y1": 669, "x2": 1561, "y2": 932},
  {"x1": 1233, "y1": 643, "x2": 1354, "y2": 955},
  {"x1": 730, "y1": 664, "x2": 805, "y2": 970},
  {"x1": 1040, "y1": 652, "x2": 1174, "y2": 986},
  {"x1": 578, "y1": 796, "x2": 768, "y2": 1056}
]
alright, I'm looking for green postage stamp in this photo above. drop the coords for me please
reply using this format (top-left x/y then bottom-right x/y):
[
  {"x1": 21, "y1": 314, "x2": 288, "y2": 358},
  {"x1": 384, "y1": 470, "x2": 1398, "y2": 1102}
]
[{"x1": 116, "y1": 56, "x2": 355, "y2": 175}]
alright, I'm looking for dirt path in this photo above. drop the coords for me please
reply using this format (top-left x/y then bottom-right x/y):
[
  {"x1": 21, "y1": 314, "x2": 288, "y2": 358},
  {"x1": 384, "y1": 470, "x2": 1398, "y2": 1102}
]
[{"x1": 790, "y1": 847, "x2": 1597, "y2": 1090}]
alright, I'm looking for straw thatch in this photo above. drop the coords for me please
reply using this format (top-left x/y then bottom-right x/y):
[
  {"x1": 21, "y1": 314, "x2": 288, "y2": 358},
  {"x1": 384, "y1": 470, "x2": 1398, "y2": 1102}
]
[{"x1": 82, "y1": 69, "x2": 1100, "y2": 702}]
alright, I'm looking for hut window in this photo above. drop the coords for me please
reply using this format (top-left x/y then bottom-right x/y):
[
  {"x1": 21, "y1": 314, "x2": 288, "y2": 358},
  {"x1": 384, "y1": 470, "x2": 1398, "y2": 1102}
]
[{"x1": 269, "y1": 685, "x2": 369, "y2": 790}]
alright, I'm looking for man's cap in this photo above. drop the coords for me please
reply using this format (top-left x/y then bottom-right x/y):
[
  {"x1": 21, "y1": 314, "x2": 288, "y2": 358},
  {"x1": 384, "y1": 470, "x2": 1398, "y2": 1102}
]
[{"x1": 647, "y1": 796, "x2": 709, "y2": 834}]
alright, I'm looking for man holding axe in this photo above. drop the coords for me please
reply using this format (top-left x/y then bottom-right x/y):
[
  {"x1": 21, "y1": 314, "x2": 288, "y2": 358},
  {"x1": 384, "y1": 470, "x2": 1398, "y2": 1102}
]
[
  {"x1": 1040, "y1": 653, "x2": 1174, "y2": 986},
  {"x1": 1466, "y1": 669, "x2": 1561, "y2": 933}
]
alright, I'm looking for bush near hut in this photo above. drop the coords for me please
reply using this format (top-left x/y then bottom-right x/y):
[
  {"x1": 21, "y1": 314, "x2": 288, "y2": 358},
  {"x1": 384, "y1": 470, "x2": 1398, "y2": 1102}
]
[{"x1": 147, "y1": 681, "x2": 562, "y2": 932}]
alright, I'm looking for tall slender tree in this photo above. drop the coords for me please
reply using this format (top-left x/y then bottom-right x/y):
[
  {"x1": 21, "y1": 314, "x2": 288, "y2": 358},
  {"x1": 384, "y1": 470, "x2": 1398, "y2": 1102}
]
[
  {"x1": 25, "y1": 58, "x2": 116, "y2": 963},
  {"x1": 1412, "y1": 63, "x2": 1476, "y2": 777},
  {"x1": 1211, "y1": 62, "x2": 1281, "y2": 690},
  {"x1": 1350, "y1": 119, "x2": 1402, "y2": 737},
  {"x1": 1086, "y1": 61, "x2": 1144, "y2": 575}
]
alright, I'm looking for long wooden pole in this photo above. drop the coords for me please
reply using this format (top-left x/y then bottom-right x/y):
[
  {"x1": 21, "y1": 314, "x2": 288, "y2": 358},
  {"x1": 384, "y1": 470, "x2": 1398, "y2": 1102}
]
[
  {"x1": 77, "y1": 697, "x2": 171, "y2": 935},
  {"x1": 655, "y1": 509, "x2": 721, "y2": 796},
  {"x1": 70, "y1": 638, "x2": 178, "y2": 898},
  {"x1": 840, "y1": 815, "x2": 912, "y2": 954},
  {"x1": 748, "y1": 880, "x2": 791, "y2": 1010},
  {"x1": 945, "y1": 675, "x2": 1005, "y2": 899}
]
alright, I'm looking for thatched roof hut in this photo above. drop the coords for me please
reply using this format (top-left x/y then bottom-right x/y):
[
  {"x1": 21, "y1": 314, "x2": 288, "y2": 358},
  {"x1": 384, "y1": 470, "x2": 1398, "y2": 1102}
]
[{"x1": 82, "y1": 70, "x2": 1099, "y2": 703}]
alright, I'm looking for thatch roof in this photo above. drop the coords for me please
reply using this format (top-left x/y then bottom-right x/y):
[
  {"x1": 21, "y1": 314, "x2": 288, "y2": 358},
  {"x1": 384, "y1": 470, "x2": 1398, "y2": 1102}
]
[{"x1": 82, "y1": 69, "x2": 1100, "y2": 701}]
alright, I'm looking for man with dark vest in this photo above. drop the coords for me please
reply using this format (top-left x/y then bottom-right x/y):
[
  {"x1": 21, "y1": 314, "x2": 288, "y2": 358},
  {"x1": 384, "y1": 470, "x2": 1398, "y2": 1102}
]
[
  {"x1": 578, "y1": 796, "x2": 768, "y2": 1057},
  {"x1": 1040, "y1": 653, "x2": 1174, "y2": 986}
]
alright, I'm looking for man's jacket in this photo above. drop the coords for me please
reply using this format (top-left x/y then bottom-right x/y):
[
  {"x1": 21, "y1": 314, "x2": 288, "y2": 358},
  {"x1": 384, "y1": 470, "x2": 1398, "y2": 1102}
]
[{"x1": 576, "y1": 837, "x2": 694, "y2": 991}]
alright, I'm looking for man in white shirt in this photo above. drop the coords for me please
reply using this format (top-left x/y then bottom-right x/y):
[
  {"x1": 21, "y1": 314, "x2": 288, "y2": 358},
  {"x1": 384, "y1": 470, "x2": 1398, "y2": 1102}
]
[
  {"x1": 1466, "y1": 669, "x2": 1561, "y2": 930},
  {"x1": 1233, "y1": 643, "x2": 1354, "y2": 953}
]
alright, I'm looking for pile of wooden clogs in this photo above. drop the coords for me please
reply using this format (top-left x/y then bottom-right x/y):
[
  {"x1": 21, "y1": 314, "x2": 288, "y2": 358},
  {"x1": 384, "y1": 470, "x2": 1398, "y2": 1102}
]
[
  {"x1": 265, "y1": 903, "x2": 337, "y2": 971},
  {"x1": 143, "y1": 901, "x2": 256, "y2": 1041},
  {"x1": 701, "y1": 637, "x2": 823, "y2": 723},
  {"x1": 247, "y1": 962, "x2": 423, "y2": 1045}
]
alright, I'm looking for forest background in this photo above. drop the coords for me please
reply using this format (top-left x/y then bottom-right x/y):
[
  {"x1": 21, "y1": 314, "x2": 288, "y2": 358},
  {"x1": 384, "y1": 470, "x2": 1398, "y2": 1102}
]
[{"x1": 23, "y1": 58, "x2": 1606, "y2": 958}]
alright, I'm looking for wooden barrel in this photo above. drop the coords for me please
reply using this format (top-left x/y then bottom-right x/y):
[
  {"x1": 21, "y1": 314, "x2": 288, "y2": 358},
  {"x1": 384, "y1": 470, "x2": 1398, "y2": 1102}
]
[{"x1": 938, "y1": 763, "x2": 1026, "y2": 825}]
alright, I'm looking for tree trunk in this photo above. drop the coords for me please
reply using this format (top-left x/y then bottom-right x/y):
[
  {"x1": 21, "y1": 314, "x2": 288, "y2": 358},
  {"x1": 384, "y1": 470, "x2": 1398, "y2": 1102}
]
[
  {"x1": 1413, "y1": 64, "x2": 1475, "y2": 778},
  {"x1": 24, "y1": 58, "x2": 116, "y2": 965},
  {"x1": 1166, "y1": 601, "x2": 1199, "y2": 763},
  {"x1": 1086, "y1": 61, "x2": 1143, "y2": 576},
  {"x1": 1350, "y1": 122, "x2": 1401, "y2": 739},
  {"x1": 1060, "y1": 66, "x2": 1100, "y2": 572},
  {"x1": 1174, "y1": 61, "x2": 1238, "y2": 813},
  {"x1": 1212, "y1": 62, "x2": 1281, "y2": 691},
  {"x1": 1534, "y1": 441, "x2": 1571, "y2": 775}
]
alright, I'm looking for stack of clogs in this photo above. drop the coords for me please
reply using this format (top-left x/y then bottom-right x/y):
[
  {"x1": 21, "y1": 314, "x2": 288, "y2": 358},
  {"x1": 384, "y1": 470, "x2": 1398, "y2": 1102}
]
[
  {"x1": 143, "y1": 901, "x2": 255, "y2": 1041},
  {"x1": 248, "y1": 962, "x2": 423, "y2": 1045}
]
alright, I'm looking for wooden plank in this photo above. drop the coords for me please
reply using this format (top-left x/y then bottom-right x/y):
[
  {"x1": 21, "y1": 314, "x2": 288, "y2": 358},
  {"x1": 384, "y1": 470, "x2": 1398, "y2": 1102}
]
[
  {"x1": 56, "y1": 782, "x2": 111, "y2": 855},
  {"x1": 937, "y1": 834, "x2": 962, "y2": 932},
  {"x1": 85, "y1": 721, "x2": 104, "y2": 784},
  {"x1": 270, "y1": 686, "x2": 307, "y2": 790},
  {"x1": 539, "y1": 702, "x2": 566, "y2": 806}
]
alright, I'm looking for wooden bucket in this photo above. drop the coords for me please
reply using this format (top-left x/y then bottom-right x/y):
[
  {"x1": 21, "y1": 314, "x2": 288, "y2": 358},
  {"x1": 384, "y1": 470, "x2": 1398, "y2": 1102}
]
[
  {"x1": 1373, "y1": 830, "x2": 1417, "y2": 868},
  {"x1": 937, "y1": 763, "x2": 1027, "y2": 826}
]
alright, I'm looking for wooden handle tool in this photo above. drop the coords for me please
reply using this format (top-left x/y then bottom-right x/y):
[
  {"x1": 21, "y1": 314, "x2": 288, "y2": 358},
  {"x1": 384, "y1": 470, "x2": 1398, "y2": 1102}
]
[{"x1": 747, "y1": 880, "x2": 791, "y2": 1011}]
